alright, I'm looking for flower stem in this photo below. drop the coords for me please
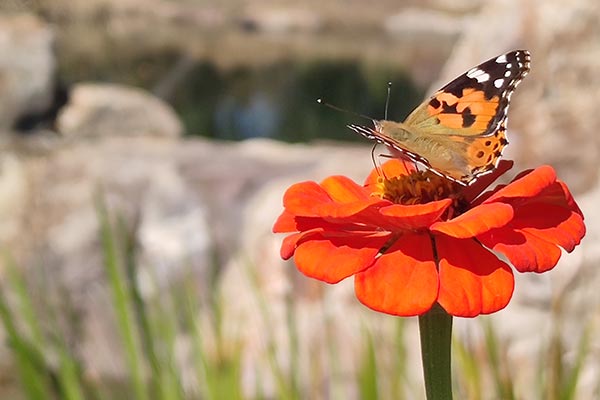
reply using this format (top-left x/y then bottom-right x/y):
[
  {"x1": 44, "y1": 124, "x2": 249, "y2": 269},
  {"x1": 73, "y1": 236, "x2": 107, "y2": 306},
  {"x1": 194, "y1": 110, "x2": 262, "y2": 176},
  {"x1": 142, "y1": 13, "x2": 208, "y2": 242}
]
[{"x1": 418, "y1": 303, "x2": 453, "y2": 400}]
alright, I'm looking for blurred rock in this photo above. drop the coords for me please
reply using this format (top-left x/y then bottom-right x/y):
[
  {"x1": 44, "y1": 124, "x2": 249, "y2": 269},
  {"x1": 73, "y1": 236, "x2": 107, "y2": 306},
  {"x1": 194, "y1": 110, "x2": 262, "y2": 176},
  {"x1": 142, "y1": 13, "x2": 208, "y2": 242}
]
[
  {"x1": 0, "y1": 152, "x2": 27, "y2": 244},
  {"x1": 56, "y1": 83, "x2": 183, "y2": 138},
  {"x1": 429, "y1": 0, "x2": 485, "y2": 13},
  {"x1": 0, "y1": 14, "x2": 55, "y2": 130},
  {"x1": 239, "y1": 7, "x2": 322, "y2": 34},
  {"x1": 384, "y1": 8, "x2": 464, "y2": 40},
  {"x1": 19, "y1": 135, "x2": 212, "y2": 377}
]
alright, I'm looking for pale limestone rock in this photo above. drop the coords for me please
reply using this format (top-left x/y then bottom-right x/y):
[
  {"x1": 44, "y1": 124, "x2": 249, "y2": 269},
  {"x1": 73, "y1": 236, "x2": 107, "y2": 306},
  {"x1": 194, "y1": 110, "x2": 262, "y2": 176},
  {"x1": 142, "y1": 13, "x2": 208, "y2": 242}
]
[
  {"x1": 239, "y1": 7, "x2": 322, "y2": 34},
  {"x1": 0, "y1": 153, "x2": 26, "y2": 245},
  {"x1": 56, "y1": 83, "x2": 183, "y2": 139},
  {"x1": 384, "y1": 8, "x2": 465, "y2": 39},
  {"x1": 0, "y1": 14, "x2": 55, "y2": 129}
]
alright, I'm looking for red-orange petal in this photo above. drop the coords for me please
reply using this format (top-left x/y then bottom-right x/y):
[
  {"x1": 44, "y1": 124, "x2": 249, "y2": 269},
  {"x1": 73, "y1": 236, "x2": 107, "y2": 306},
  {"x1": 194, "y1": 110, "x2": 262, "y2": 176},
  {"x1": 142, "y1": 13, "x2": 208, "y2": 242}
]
[
  {"x1": 294, "y1": 232, "x2": 391, "y2": 284},
  {"x1": 364, "y1": 159, "x2": 414, "y2": 186},
  {"x1": 484, "y1": 165, "x2": 556, "y2": 203},
  {"x1": 478, "y1": 227, "x2": 563, "y2": 273},
  {"x1": 273, "y1": 210, "x2": 300, "y2": 233},
  {"x1": 321, "y1": 175, "x2": 372, "y2": 202},
  {"x1": 510, "y1": 202, "x2": 585, "y2": 252},
  {"x1": 283, "y1": 180, "x2": 331, "y2": 216},
  {"x1": 525, "y1": 180, "x2": 585, "y2": 225},
  {"x1": 283, "y1": 179, "x2": 386, "y2": 219},
  {"x1": 281, "y1": 232, "x2": 303, "y2": 260},
  {"x1": 274, "y1": 212, "x2": 375, "y2": 235},
  {"x1": 436, "y1": 235, "x2": 514, "y2": 317},
  {"x1": 376, "y1": 199, "x2": 452, "y2": 231},
  {"x1": 430, "y1": 202, "x2": 513, "y2": 238},
  {"x1": 354, "y1": 233, "x2": 439, "y2": 316},
  {"x1": 478, "y1": 184, "x2": 586, "y2": 273},
  {"x1": 558, "y1": 180, "x2": 584, "y2": 218},
  {"x1": 280, "y1": 229, "x2": 323, "y2": 259}
]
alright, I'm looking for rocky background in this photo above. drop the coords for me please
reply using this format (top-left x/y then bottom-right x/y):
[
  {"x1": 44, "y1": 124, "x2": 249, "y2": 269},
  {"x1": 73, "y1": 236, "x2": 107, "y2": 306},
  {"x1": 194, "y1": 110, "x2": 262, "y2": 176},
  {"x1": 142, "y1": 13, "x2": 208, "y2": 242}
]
[{"x1": 0, "y1": 0, "x2": 599, "y2": 398}]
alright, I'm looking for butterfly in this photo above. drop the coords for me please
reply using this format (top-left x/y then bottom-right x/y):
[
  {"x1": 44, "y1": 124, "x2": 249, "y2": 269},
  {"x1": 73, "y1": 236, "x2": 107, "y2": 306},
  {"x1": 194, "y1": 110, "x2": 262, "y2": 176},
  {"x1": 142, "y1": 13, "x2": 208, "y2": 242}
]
[{"x1": 348, "y1": 50, "x2": 531, "y2": 185}]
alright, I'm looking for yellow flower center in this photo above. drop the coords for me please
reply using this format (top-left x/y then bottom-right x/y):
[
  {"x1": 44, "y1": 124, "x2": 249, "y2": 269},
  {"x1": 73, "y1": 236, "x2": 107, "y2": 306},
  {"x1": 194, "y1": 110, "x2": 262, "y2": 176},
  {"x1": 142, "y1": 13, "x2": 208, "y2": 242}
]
[{"x1": 371, "y1": 170, "x2": 466, "y2": 208}]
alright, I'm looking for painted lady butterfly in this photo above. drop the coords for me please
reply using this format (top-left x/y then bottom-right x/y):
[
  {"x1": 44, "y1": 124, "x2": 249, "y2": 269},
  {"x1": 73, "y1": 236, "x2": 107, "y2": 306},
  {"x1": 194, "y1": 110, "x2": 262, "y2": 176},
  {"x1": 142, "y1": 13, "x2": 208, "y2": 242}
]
[{"x1": 348, "y1": 50, "x2": 531, "y2": 185}]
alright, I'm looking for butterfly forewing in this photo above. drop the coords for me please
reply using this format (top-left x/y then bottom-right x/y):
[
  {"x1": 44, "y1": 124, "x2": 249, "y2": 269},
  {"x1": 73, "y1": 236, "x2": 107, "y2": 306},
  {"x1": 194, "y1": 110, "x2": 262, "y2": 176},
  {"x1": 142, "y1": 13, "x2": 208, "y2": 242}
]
[{"x1": 406, "y1": 50, "x2": 530, "y2": 137}]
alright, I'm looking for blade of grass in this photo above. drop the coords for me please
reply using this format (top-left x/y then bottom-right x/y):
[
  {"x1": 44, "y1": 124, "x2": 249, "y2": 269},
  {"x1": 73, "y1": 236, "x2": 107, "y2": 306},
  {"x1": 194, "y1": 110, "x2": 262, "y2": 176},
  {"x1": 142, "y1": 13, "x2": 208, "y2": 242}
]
[
  {"x1": 4, "y1": 255, "x2": 46, "y2": 346},
  {"x1": 391, "y1": 318, "x2": 407, "y2": 400},
  {"x1": 212, "y1": 351, "x2": 243, "y2": 400},
  {"x1": 323, "y1": 299, "x2": 343, "y2": 400},
  {"x1": 179, "y1": 269, "x2": 244, "y2": 400},
  {"x1": 96, "y1": 197, "x2": 147, "y2": 400},
  {"x1": 116, "y1": 214, "x2": 167, "y2": 398},
  {"x1": 180, "y1": 275, "x2": 215, "y2": 399},
  {"x1": 284, "y1": 283, "x2": 300, "y2": 399},
  {"x1": 244, "y1": 259, "x2": 296, "y2": 400},
  {"x1": 546, "y1": 326, "x2": 563, "y2": 400},
  {"x1": 148, "y1": 270, "x2": 186, "y2": 400},
  {"x1": 483, "y1": 319, "x2": 515, "y2": 400},
  {"x1": 357, "y1": 329, "x2": 379, "y2": 400},
  {"x1": 4, "y1": 254, "x2": 96, "y2": 400},
  {"x1": 55, "y1": 343, "x2": 86, "y2": 400},
  {"x1": 452, "y1": 336, "x2": 482, "y2": 400},
  {"x1": 534, "y1": 339, "x2": 546, "y2": 400},
  {"x1": 0, "y1": 279, "x2": 50, "y2": 399},
  {"x1": 560, "y1": 324, "x2": 591, "y2": 400}
]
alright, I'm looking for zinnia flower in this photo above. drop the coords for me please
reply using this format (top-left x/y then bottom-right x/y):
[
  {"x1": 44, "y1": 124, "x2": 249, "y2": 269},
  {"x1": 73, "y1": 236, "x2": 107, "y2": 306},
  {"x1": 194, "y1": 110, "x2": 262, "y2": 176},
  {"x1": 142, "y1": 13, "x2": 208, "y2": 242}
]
[{"x1": 273, "y1": 160, "x2": 585, "y2": 317}]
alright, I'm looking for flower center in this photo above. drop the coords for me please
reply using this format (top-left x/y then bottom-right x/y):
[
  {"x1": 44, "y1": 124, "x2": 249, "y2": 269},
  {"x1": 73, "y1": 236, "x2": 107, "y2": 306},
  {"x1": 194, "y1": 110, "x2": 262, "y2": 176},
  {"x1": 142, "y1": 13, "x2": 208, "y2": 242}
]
[{"x1": 371, "y1": 170, "x2": 467, "y2": 209}]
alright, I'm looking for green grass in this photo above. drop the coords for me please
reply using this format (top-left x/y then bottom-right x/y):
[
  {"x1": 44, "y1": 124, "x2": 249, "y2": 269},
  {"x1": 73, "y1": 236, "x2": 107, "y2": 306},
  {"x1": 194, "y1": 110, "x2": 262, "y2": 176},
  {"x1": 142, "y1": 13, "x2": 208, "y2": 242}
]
[{"x1": 0, "y1": 204, "x2": 594, "y2": 399}]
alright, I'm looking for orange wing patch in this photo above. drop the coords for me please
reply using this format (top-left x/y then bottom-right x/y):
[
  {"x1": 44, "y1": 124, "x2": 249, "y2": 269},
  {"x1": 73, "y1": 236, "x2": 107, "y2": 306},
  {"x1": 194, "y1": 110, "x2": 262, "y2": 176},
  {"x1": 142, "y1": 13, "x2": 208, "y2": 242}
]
[{"x1": 427, "y1": 88, "x2": 499, "y2": 132}]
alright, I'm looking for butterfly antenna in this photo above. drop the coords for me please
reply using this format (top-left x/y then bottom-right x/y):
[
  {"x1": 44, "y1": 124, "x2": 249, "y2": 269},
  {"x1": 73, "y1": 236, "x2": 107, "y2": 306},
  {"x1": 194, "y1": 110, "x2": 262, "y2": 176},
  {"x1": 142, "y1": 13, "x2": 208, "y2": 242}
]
[
  {"x1": 384, "y1": 81, "x2": 392, "y2": 120},
  {"x1": 317, "y1": 99, "x2": 374, "y2": 122}
]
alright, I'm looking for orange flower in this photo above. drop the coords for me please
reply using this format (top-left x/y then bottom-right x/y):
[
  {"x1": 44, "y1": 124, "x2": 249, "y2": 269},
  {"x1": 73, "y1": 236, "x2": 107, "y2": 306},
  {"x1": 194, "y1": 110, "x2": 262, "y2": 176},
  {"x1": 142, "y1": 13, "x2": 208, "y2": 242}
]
[{"x1": 273, "y1": 160, "x2": 585, "y2": 317}]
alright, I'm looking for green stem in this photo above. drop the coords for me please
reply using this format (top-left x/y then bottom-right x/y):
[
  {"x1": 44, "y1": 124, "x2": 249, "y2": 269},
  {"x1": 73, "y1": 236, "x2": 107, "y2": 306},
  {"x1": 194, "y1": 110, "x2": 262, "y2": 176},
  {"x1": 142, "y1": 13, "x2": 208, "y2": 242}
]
[{"x1": 418, "y1": 303, "x2": 453, "y2": 400}]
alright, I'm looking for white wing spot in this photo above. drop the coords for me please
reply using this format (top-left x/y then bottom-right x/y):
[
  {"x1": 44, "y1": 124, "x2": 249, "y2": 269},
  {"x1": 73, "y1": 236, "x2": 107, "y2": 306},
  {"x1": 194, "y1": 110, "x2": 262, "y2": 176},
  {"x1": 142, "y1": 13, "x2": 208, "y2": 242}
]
[
  {"x1": 467, "y1": 68, "x2": 490, "y2": 83},
  {"x1": 494, "y1": 78, "x2": 504, "y2": 88},
  {"x1": 506, "y1": 63, "x2": 512, "y2": 68},
  {"x1": 504, "y1": 70, "x2": 512, "y2": 78},
  {"x1": 496, "y1": 54, "x2": 507, "y2": 63},
  {"x1": 466, "y1": 68, "x2": 481, "y2": 78},
  {"x1": 476, "y1": 73, "x2": 490, "y2": 83}
]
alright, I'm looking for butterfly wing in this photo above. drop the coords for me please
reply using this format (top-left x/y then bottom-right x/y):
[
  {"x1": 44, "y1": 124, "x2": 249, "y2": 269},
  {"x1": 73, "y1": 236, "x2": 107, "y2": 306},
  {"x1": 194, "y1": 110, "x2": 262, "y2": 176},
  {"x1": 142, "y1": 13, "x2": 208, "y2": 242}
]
[{"x1": 405, "y1": 50, "x2": 531, "y2": 137}]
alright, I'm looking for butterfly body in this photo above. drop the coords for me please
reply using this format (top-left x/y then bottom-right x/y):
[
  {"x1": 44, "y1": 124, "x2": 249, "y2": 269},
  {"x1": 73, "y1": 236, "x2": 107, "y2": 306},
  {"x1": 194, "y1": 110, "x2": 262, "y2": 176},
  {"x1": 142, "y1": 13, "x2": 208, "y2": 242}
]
[{"x1": 349, "y1": 50, "x2": 531, "y2": 185}]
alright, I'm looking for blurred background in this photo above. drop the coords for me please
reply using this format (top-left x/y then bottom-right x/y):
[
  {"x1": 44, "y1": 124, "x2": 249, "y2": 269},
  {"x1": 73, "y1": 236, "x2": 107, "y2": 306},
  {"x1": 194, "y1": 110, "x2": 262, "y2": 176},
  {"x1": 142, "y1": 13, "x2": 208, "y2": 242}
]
[{"x1": 0, "y1": 0, "x2": 598, "y2": 399}]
